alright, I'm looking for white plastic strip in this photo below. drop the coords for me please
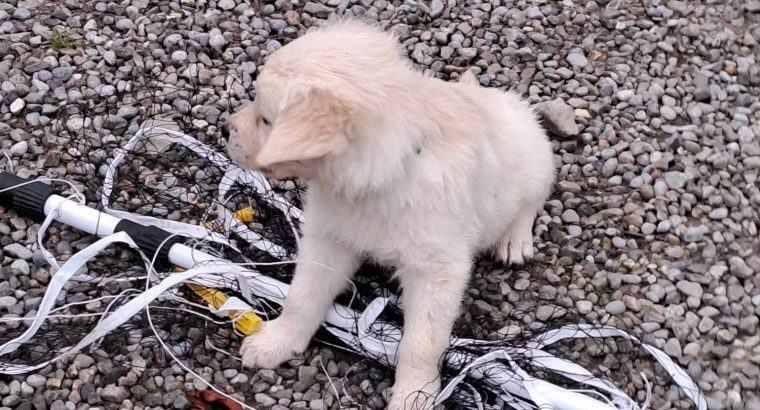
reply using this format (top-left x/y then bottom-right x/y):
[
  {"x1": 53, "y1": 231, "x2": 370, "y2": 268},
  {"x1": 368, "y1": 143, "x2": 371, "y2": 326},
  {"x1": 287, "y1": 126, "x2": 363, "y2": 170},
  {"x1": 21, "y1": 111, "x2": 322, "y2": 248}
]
[
  {"x1": 217, "y1": 206, "x2": 291, "y2": 258},
  {"x1": 529, "y1": 325, "x2": 707, "y2": 410},
  {"x1": 1, "y1": 265, "x2": 232, "y2": 374},
  {"x1": 356, "y1": 297, "x2": 402, "y2": 365},
  {"x1": 436, "y1": 351, "x2": 620, "y2": 410},
  {"x1": 0, "y1": 232, "x2": 139, "y2": 365},
  {"x1": 36, "y1": 205, "x2": 64, "y2": 269},
  {"x1": 209, "y1": 296, "x2": 256, "y2": 317},
  {"x1": 437, "y1": 353, "x2": 530, "y2": 410},
  {"x1": 101, "y1": 126, "x2": 300, "y2": 248},
  {"x1": 510, "y1": 347, "x2": 634, "y2": 405}
]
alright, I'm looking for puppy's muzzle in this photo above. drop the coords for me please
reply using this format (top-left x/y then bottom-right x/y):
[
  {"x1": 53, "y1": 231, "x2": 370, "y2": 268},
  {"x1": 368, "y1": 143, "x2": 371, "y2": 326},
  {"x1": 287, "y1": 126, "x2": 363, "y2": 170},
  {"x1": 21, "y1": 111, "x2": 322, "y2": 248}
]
[
  {"x1": 223, "y1": 122, "x2": 248, "y2": 168},
  {"x1": 221, "y1": 123, "x2": 232, "y2": 141},
  {"x1": 223, "y1": 122, "x2": 238, "y2": 140}
]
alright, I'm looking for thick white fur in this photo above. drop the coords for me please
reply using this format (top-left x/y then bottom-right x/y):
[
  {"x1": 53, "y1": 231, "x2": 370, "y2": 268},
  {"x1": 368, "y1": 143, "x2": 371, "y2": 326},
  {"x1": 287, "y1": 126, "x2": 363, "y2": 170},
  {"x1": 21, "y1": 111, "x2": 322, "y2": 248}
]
[{"x1": 227, "y1": 19, "x2": 554, "y2": 410}]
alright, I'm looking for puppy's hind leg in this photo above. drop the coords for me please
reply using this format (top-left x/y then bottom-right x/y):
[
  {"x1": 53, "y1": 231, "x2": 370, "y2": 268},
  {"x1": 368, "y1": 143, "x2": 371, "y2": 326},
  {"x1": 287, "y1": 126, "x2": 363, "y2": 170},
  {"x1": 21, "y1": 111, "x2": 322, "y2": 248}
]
[{"x1": 496, "y1": 207, "x2": 537, "y2": 266}]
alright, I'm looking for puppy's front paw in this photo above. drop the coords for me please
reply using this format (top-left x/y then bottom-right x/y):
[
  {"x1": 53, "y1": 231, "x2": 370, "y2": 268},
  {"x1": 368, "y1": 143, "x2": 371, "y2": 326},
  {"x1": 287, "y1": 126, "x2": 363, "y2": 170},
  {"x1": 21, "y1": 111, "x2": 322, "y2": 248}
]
[
  {"x1": 496, "y1": 234, "x2": 534, "y2": 266},
  {"x1": 388, "y1": 379, "x2": 440, "y2": 410},
  {"x1": 239, "y1": 319, "x2": 308, "y2": 369}
]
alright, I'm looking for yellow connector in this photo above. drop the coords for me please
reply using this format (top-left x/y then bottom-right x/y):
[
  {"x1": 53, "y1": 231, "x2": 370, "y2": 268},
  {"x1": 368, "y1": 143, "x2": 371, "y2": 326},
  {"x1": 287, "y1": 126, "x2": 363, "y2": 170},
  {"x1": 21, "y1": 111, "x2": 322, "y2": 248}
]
[
  {"x1": 178, "y1": 206, "x2": 261, "y2": 335},
  {"x1": 186, "y1": 283, "x2": 263, "y2": 335},
  {"x1": 175, "y1": 268, "x2": 261, "y2": 335},
  {"x1": 202, "y1": 207, "x2": 255, "y2": 230},
  {"x1": 233, "y1": 206, "x2": 256, "y2": 222}
]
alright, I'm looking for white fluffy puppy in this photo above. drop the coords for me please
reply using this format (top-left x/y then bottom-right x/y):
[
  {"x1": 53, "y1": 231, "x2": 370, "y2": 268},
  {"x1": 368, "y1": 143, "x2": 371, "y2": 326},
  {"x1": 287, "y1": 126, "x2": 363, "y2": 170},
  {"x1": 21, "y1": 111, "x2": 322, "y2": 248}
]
[{"x1": 227, "y1": 19, "x2": 555, "y2": 410}]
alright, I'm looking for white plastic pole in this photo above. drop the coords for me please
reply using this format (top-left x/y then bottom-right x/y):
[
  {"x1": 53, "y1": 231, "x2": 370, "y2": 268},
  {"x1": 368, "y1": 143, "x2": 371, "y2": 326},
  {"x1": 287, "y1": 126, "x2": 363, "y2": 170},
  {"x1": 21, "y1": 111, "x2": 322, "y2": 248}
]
[
  {"x1": 41, "y1": 193, "x2": 360, "y2": 330},
  {"x1": 44, "y1": 195, "x2": 121, "y2": 236}
]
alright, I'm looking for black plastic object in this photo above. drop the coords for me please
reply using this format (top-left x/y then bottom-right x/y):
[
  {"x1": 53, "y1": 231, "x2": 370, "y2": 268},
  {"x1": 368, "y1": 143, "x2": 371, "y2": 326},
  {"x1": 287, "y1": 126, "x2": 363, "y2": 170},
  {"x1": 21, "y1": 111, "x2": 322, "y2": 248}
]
[
  {"x1": 0, "y1": 171, "x2": 57, "y2": 219},
  {"x1": 113, "y1": 219, "x2": 182, "y2": 266}
]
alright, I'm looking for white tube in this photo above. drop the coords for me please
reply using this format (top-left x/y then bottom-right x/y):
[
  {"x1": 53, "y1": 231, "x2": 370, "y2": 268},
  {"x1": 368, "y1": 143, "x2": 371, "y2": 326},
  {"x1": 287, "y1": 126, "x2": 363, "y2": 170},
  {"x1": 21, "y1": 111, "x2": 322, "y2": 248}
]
[{"x1": 44, "y1": 195, "x2": 121, "y2": 236}]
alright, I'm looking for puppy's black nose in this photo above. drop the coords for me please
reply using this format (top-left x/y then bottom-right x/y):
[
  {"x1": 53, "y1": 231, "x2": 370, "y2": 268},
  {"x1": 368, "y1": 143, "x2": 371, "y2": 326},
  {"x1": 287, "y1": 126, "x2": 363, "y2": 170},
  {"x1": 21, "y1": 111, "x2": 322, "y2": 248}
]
[{"x1": 221, "y1": 123, "x2": 232, "y2": 140}]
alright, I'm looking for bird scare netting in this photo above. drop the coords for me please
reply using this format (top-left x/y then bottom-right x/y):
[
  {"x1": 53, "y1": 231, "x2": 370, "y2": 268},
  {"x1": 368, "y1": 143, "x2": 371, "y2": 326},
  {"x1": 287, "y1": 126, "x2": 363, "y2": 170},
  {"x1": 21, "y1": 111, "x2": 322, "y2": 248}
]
[{"x1": 0, "y1": 115, "x2": 708, "y2": 410}]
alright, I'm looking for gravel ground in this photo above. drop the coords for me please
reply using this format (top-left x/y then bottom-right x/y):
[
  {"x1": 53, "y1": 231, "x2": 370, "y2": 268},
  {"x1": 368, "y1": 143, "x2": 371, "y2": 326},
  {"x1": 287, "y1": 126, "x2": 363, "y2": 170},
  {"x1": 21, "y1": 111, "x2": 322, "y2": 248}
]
[{"x1": 1, "y1": 0, "x2": 759, "y2": 409}]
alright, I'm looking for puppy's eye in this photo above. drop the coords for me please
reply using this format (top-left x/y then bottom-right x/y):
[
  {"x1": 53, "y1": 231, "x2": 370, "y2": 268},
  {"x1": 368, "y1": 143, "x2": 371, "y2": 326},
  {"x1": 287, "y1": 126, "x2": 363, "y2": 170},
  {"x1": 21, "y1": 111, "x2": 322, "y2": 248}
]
[{"x1": 262, "y1": 117, "x2": 271, "y2": 126}]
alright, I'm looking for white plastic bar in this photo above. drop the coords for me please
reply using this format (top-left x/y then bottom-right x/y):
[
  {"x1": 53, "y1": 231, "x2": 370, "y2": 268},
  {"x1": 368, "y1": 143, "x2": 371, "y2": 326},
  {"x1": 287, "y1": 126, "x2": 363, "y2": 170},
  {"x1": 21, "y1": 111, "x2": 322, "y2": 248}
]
[
  {"x1": 44, "y1": 195, "x2": 121, "y2": 236},
  {"x1": 42, "y1": 194, "x2": 359, "y2": 330}
]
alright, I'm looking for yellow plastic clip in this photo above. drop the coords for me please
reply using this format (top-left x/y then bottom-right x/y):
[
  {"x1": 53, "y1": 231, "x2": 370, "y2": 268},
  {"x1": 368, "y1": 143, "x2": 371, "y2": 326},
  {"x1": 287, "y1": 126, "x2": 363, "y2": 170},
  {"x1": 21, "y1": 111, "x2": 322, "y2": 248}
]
[
  {"x1": 174, "y1": 267, "x2": 262, "y2": 335},
  {"x1": 176, "y1": 206, "x2": 262, "y2": 335},
  {"x1": 186, "y1": 283, "x2": 263, "y2": 335},
  {"x1": 233, "y1": 206, "x2": 256, "y2": 222},
  {"x1": 201, "y1": 207, "x2": 254, "y2": 230}
]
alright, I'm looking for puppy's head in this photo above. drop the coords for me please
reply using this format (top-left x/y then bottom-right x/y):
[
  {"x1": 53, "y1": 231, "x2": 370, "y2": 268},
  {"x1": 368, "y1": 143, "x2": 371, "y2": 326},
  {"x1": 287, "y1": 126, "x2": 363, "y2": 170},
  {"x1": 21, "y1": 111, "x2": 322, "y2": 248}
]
[
  {"x1": 227, "y1": 19, "x2": 409, "y2": 180},
  {"x1": 227, "y1": 80, "x2": 353, "y2": 180}
]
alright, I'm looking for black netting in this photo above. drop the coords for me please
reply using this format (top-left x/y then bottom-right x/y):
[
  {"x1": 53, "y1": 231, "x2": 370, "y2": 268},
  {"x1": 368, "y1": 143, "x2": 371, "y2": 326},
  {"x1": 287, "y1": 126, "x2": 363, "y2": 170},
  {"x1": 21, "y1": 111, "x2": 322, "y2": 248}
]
[{"x1": 0, "y1": 3, "x2": 703, "y2": 409}]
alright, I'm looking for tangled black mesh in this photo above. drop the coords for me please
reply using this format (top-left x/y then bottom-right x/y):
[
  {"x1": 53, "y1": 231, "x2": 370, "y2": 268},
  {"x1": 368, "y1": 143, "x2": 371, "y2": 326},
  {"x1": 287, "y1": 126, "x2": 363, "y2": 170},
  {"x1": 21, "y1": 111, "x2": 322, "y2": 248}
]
[
  {"x1": 3, "y1": 75, "x2": 699, "y2": 409},
  {"x1": 0, "y1": 2, "x2": 702, "y2": 409}
]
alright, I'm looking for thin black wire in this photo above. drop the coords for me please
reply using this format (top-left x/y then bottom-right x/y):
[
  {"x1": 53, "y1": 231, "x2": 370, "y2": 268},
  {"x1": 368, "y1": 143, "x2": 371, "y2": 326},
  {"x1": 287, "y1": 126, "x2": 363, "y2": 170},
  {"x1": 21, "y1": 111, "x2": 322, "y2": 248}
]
[{"x1": 0, "y1": 2, "x2": 703, "y2": 409}]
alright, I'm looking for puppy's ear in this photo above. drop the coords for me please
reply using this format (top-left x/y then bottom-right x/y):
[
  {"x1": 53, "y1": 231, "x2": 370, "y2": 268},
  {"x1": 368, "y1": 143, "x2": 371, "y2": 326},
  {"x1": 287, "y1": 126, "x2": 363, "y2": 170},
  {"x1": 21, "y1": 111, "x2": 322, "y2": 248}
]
[{"x1": 256, "y1": 87, "x2": 352, "y2": 168}]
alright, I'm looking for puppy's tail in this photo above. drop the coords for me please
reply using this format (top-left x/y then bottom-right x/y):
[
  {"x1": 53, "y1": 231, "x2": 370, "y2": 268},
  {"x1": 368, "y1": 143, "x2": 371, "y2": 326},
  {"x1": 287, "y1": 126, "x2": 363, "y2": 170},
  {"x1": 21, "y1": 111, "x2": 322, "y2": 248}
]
[{"x1": 459, "y1": 70, "x2": 479, "y2": 86}]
